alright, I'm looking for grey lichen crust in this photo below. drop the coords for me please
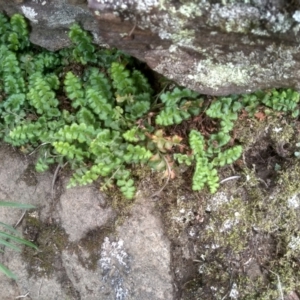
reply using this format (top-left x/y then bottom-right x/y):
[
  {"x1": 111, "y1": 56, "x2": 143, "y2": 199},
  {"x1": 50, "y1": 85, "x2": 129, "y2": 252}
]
[
  {"x1": 87, "y1": 0, "x2": 161, "y2": 14},
  {"x1": 88, "y1": 1, "x2": 300, "y2": 94}
]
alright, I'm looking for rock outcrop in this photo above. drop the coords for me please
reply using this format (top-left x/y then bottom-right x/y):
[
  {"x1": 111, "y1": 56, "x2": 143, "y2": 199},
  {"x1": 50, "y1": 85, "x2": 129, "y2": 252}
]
[{"x1": 1, "y1": 1, "x2": 300, "y2": 95}]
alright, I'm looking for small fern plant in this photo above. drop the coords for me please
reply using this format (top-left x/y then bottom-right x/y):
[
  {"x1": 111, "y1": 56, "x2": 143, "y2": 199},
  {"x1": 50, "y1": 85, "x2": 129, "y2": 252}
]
[{"x1": 2, "y1": 13, "x2": 299, "y2": 199}]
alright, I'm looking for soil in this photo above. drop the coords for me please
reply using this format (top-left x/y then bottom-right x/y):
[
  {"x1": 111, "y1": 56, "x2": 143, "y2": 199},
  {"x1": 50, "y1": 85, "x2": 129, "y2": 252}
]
[{"x1": 156, "y1": 111, "x2": 300, "y2": 299}]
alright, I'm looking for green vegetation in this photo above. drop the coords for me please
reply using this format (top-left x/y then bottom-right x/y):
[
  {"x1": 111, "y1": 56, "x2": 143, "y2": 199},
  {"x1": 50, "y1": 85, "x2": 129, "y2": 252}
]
[
  {"x1": 1, "y1": 13, "x2": 300, "y2": 199},
  {"x1": 1, "y1": 12, "x2": 300, "y2": 200},
  {"x1": 0, "y1": 201, "x2": 37, "y2": 280},
  {"x1": 1, "y1": 11, "x2": 300, "y2": 297}
]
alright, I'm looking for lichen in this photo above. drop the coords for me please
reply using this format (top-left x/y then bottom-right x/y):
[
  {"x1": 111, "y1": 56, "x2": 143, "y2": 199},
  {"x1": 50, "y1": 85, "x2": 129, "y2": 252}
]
[
  {"x1": 21, "y1": 6, "x2": 38, "y2": 24},
  {"x1": 188, "y1": 60, "x2": 251, "y2": 90}
]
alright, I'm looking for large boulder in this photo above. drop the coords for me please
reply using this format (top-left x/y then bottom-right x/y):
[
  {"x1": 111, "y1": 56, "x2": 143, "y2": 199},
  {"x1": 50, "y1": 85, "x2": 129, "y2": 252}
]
[{"x1": 1, "y1": 0, "x2": 300, "y2": 95}]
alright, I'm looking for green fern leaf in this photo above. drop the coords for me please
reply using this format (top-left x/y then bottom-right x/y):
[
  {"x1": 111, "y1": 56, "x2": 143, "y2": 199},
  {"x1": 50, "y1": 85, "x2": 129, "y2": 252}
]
[
  {"x1": 189, "y1": 130, "x2": 205, "y2": 157},
  {"x1": 64, "y1": 71, "x2": 85, "y2": 108},
  {"x1": 160, "y1": 87, "x2": 199, "y2": 106},
  {"x1": 123, "y1": 144, "x2": 152, "y2": 163},
  {"x1": 110, "y1": 62, "x2": 136, "y2": 96},
  {"x1": 53, "y1": 141, "x2": 89, "y2": 161},
  {"x1": 86, "y1": 88, "x2": 114, "y2": 120},
  {"x1": 85, "y1": 67, "x2": 112, "y2": 101},
  {"x1": 213, "y1": 145, "x2": 243, "y2": 167}
]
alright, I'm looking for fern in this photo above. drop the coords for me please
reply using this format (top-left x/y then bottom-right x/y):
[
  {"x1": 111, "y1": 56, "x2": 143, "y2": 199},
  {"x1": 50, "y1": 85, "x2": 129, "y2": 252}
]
[
  {"x1": 0, "y1": 46, "x2": 25, "y2": 95},
  {"x1": 2, "y1": 14, "x2": 281, "y2": 199},
  {"x1": 262, "y1": 89, "x2": 300, "y2": 116},
  {"x1": 54, "y1": 123, "x2": 97, "y2": 144},
  {"x1": 85, "y1": 67, "x2": 113, "y2": 100},
  {"x1": 123, "y1": 127, "x2": 145, "y2": 142},
  {"x1": 156, "y1": 88, "x2": 201, "y2": 126},
  {"x1": 184, "y1": 129, "x2": 241, "y2": 193},
  {"x1": 76, "y1": 107, "x2": 96, "y2": 126},
  {"x1": 110, "y1": 62, "x2": 136, "y2": 96},
  {"x1": 123, "y1": 144, "x2": 152, "y2": 163},
  {"x1": 9, "y1": 14, "x2": 29, "y2": 51},
  {"x1": 27, "y1": 76, "x2": 60, "y2": 117},
  {"x1": 53, "y1": 141, "x2": 89, "y2": 161},
  {"x1": 8, "y1": 122, "x2": 44, "y2": 146},
  {"x1": 212, "y1": 146, "x2": 243, "y2": 167},
  {"x1": 189, "y1": 130, "x2": 205, "y2": 157},
  {"x1": 68, "y1": 24, "x2": 96, "y2": 64},
  {"x1": 64, "y1": 71, "x2": 85, "y2": 108},
  {"x1": 174, "y1": 153, "x2": 194, "y2": 166},
  {"x1": 85, "y1": 88, "x2": 113, "y2": 122}
]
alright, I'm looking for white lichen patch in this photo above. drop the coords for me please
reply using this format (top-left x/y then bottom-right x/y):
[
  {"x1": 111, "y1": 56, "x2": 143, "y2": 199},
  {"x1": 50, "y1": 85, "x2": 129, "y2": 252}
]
[
  {"x1": 229, "y1": 283, "x2": 239, "y2": 299},
  {"x1": 21, "y1": 6, "x2": 38, "y2": 24},
  {"x1": 206, "y1": 191, "x2": 232, "y2": 212},
  {"x1": 100, "y1": 237, "x2": 129, "y2": 269},
  {"x1": 208, "y1": 4, "x2": 260, "y2": 33},
  {"x1": 189, "y1": 60, "x2": 250, "y2": 90},
  {"x1": 287, "y1": 194, "x2": 300, "y2": 209},
  {"x1": 288, "y1": 236, "x2": 300, "y2": 252},
  {"x1": 88, "y1": 0, "x2": 160, "y2": 13},
  {"x1": 171, "y1": 209, "x2": 195, "y2": 224},
  {"x1": 264, "y1": 11, "x2": 293, "y2": 33},
  {"x1": 171, "y1": 29, "x2": 195, "y2": 46},
  {"x1": 99, "y1": 237, "x2": 131, "y2": 300},
  {"x1": 220, "y1": 212, "x2": 240, "y2": 232},
  {"x1": 177, "y1": 3, "x2": 203, "y2": 18},
  {"x1": 293, "y1": 11, "x2": 300, "y2": 23}
]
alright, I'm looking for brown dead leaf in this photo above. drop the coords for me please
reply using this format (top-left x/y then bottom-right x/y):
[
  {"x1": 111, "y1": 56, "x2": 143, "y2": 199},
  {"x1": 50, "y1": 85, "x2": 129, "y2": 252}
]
[{"x1": 254, "y1": 111, "x2": 266, "y2": 121}]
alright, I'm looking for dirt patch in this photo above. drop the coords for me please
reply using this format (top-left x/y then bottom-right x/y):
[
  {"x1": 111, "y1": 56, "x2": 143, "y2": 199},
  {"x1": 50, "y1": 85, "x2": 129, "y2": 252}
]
[{"x1": 153, "y1": 114, "x2": 300, "y2": 299}]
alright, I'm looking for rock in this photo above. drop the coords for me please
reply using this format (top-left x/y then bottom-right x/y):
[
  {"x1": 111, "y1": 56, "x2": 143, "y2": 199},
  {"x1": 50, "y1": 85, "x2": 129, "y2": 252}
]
[
  {"x1": 98, "y1": 198, "x2": 173, "y2": 299},
  {"x1": 59, "y1": 184, "x2": 115, "y2": 242},
  {"x1": 0, "y1": 143, "x2": 173, "y2": 299},
  {"x1": 1, "y1": 1, "x2": 300, "y2": 95}
]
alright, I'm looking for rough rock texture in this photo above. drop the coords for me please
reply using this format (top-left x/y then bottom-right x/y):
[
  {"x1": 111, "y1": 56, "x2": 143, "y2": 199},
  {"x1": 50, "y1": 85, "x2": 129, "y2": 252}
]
[
  {"x1": 0, "y1": 143, "x2": 173, "y2": 299},
  {"x1": 1, "y1": 1, "x2": 300, "y2": 95},
  {"x1": 59, "y1": 184, "x2": 114, "y2": 241},
  {"x1": 99, "y1": 199, "x2": 173, "y2": 299}
]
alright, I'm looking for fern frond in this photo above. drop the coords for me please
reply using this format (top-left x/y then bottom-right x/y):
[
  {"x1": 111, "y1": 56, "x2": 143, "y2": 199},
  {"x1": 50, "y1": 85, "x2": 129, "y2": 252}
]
[
  {"x1": 192, "y1": 157, "x2": 209, "y2": 191},
  {"x1": 160, "y1": 87, "x2": 199, "y2": 106},
  {"x1": 85, "y1": 67, "x2": 112, "y2": 101},
  {"x1": 9, "y1": 14, "x2": 29, "y2": 50},
  {"x1": 212, "y1": 145, "x2": 243, "y2": 167},
  {"x1": 8, "y1": 122, "x2": 43, "y2": 146},
  {"x1": 189, "y1": 130, "x2": 205, "y2": 157},
  {"x1": 86, "y1": 88, "x2": 114, "y2": 121},
  {"x1": 54, "y1": 123, "x2": 96, "y2": 144},
  {"x1": 131, "y1": 70, "x2": 152, "y2": 94},
  {"x1": 27, "y1": 76, "x2": 60, "y2": 117},
  {"x1": 156, "y1": 107, "x2": 190, "y2": 126},
  {"x1": 123, "y1": 144, "x2": 152, "y2": 163},
  {"x1": 68, "y1": 24, "x2": 96, "y2": 64},
  {"x1": 123, "y1": 127, "x2": 145, "y2": 142},
  {"x1": 110, "y1": 62, "x2": 136, "y2": 96},
  {"x1": 64, "y1": 71, "x2": 85, "y2": 108},
  {"x1": 76, "y1": 107, "x2": 96, "y2": 126},
  {"x1": 53, "y1": 141, "x2": 89, "y2": 161}
]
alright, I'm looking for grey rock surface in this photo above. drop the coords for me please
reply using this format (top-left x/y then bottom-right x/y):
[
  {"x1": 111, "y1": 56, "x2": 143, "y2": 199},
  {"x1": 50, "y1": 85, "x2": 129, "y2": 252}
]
[
  {"x1": 1, "y1": 1, "x2": 300, "y2": 95},
  {"x1": 98, "y1": 198, "x2": 173, "y2": 299},
  {"x1": 0, "y1": 143, "x2": 174, "y2": 299},
  {"x1": 59, "y1": 184, "x2": 115, "y2": 242}
]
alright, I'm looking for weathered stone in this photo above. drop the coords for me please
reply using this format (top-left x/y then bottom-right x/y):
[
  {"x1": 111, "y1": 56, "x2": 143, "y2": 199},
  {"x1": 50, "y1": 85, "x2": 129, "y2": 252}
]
[
  {"x1": 59, "y1": 184, "x2": 115, "y2": 242},
  {"x1": 0, "y1": 143, "x2": 173, "y2": 299},
  {"x1": 1, "y1": 0, "x2": 300, "y2": 95},
  {"x1": 98, "y1": 198, "x2": 173, "y2": 299}
]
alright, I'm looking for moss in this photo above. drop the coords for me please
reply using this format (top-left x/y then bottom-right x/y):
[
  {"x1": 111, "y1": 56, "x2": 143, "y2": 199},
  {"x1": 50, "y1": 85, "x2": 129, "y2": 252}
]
[
  {"x1": 22, "y1": 215, "x2": 69, "y2": 277},
  {"x1": 17, "y1": 164, "x2": 38, "y2": 186}
]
